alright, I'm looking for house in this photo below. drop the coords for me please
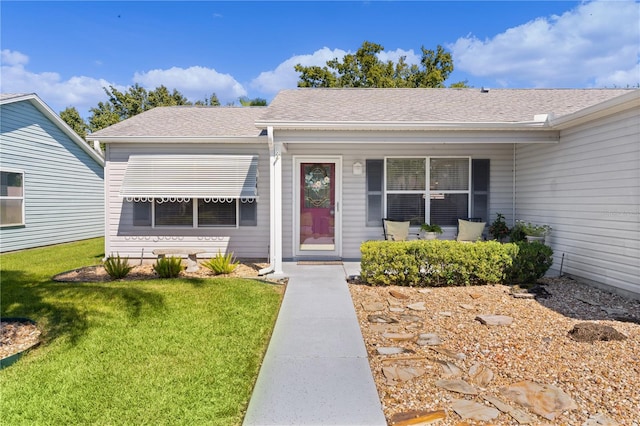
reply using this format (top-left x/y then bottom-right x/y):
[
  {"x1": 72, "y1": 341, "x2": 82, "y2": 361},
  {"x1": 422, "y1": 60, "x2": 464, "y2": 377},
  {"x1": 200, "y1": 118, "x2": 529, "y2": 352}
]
[
  {"x1": 0, "y1": 93, "x2": 104, "y2": 252},
  {"x1": 88, "y1": 88, "x2": 640, "y2": 298}
]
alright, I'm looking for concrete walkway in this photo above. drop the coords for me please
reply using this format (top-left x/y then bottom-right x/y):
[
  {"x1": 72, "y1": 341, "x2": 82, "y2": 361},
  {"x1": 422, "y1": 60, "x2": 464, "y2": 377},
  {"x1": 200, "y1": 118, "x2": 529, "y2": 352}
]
[{"x1": 243, "y1": 262, "x2": 387, "y2": 426}]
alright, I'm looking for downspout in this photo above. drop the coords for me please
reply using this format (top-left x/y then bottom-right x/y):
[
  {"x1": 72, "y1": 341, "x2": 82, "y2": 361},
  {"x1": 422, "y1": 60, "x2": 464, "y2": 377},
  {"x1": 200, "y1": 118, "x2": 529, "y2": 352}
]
[
  {"x1": 512, "y1": 143, "x2": 517, "y2": 226},
  {"x1": 259, "y1": 126, "x2": 282, "y2": 275}
]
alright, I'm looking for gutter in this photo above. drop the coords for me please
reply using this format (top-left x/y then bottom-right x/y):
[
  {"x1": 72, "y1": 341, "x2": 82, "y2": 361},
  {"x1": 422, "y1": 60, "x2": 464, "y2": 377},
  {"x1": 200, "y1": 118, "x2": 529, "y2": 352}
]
[{"x1": 255, "y1": 120, "x2": 552, "y2": 132}]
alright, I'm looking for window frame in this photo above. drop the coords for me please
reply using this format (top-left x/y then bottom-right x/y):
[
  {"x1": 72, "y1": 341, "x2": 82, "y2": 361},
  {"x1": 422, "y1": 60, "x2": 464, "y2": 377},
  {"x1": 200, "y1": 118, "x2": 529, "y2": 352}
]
[
  {"x1": 131, "y1": 197, "x2": 257, "y2": 228},
  {"x1": 0, "y1": 169, "x2": 25, "y2": 227},
  {"x1": 379, "y1": 156, "x2": 472, "y2": 227}
]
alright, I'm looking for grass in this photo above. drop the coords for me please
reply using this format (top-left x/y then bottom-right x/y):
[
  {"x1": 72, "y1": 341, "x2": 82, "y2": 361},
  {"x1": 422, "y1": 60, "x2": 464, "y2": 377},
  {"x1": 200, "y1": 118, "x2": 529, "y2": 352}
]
[{"x1": 0, "y1": 238, "x2": 282, "y2": 425}]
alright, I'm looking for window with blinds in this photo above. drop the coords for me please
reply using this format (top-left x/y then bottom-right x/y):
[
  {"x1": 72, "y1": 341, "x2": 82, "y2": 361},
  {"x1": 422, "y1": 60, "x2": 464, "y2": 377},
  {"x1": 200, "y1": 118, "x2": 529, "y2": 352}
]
[{"x1": 366, "y1": 157, "x2": 486, "y2": 227}]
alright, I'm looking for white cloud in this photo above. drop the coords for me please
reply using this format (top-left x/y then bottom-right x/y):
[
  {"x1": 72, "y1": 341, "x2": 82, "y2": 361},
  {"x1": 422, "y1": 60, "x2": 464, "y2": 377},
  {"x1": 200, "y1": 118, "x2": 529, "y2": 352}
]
[
  {"x1": 1, "y1": 49, "x2": 120, "y2": 116},
  {"x1": 448, "y1": 0, "x2": 640, "y2": 87},
  {"x1": 251, "y1": 47, "x2": 348, "y2": 95},
  {"x1": 377, "y1": 48, "x2": 421, "y2": 66},
  {"x1": 251, "y1": 46, "x2": 424, "y2": 95},
  {"x1": 133, "y1": 66, "x2": 246, "y2": 104}
]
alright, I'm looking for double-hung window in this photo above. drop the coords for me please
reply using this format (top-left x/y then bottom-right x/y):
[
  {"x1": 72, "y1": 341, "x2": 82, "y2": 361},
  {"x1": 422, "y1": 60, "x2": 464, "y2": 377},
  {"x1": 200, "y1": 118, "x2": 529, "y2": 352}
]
[
  {"x1": 1, "y1": 170, "x2": 25, "y2": 227},
  {"x1": 367, "y1": 157, "x2": 486, "y2": 227}
]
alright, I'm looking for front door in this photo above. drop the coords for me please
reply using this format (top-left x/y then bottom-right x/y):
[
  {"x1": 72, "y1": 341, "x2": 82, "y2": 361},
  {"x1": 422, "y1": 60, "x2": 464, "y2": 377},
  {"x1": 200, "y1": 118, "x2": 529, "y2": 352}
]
[{"x1": 295, "y1": 158, "x2": 341, "y2": 257}]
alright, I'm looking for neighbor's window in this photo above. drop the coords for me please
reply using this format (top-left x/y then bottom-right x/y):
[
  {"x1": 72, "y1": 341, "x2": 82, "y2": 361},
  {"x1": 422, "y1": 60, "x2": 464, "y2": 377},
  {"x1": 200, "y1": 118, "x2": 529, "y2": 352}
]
[
  {"x1": 131, "y1": 198, "x2": 257, "y2": 227},
  {"x1": 1, "y1": 170, "x2": 25, "y2": 227},
  {"x1": 366, "y1": 157, "x2": 481, "y2": 227}
]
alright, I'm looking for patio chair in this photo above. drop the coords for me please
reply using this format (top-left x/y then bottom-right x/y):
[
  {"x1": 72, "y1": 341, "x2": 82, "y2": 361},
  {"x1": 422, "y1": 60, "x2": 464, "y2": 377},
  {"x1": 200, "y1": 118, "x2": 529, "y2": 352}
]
[{"x1": 382, "y1": 218, "x2": 416, "y2": 241}]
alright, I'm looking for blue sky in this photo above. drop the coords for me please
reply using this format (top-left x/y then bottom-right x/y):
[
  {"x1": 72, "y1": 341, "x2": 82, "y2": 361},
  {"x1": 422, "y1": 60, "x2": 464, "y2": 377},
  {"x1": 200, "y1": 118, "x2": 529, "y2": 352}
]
[{"x1": 2, "y1": 1, "x2": 639, "y2": 118}]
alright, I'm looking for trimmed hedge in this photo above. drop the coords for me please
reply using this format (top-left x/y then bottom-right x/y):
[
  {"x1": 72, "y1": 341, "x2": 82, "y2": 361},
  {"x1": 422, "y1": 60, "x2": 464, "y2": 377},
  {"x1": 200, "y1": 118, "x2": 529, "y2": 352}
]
[
  {"x1": 506, "y1": 241, "x2": 554, "y2": 284},
  {"x1": 360, "y1": 240, "x2": 518, "y2": 286}
]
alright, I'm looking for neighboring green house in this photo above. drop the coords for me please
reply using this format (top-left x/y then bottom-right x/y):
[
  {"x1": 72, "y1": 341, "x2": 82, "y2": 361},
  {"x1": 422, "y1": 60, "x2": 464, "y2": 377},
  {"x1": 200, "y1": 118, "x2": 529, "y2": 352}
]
[
  {"x1": 89, "y1": 88, "x2": 639, "y2": 298},
  {"x1": 0, "y1": 93, "x2": 104, "y2": 252}
]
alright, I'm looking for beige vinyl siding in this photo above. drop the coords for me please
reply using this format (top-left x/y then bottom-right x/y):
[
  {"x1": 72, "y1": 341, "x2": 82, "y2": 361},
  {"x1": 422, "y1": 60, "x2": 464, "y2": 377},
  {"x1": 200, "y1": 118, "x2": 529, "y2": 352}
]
[
  {"x1": 516, "y1": 108, "x2": 640, "y2": 296},
  {"x1": 105, "y1": 143, "x2": 270, "y2": 260},
  {"x1": 278, "y1": 132, "x2": 516, "y2": 259}
]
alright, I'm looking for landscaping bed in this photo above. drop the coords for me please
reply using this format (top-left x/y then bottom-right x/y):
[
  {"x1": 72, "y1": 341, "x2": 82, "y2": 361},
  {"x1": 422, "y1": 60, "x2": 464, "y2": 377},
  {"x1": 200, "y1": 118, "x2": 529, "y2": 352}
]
[{"x1": 349, "y1": 276, "x2": 640, "y2": 425}]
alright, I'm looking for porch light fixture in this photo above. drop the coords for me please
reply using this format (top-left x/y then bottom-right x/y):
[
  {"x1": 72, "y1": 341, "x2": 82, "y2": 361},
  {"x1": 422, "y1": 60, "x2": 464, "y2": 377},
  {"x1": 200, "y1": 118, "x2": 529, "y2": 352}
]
[{"x1": 352, "y1": 161, "x2": 363, "y2": 175}]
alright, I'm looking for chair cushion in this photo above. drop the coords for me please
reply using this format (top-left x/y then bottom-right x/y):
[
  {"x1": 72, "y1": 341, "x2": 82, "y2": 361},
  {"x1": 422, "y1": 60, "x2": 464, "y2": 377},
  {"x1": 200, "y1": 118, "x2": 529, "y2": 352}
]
[
  {"x1": 385, "y1": 220, "x2": 410, "y2": 241},
  {"x1": 457, "y1": 219, "x2": 486, "y2": 241}
]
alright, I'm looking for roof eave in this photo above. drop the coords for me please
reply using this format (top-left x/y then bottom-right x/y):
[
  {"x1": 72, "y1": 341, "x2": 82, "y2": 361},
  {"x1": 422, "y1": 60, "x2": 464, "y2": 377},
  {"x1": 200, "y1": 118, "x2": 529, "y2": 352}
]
[
  {"x1": 255, "y1": 120, "x2": 551, "y2": 131},
  {"x1": 549, "y1": 90, "x2": 640, "y2": 129},
  {"x1": 87, "y1": 135, "x2": 268, "y2": 144}
]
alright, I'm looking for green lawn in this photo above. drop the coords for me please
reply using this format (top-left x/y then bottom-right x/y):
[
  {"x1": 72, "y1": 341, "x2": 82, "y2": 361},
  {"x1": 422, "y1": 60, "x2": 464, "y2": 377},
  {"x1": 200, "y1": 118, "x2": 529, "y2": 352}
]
[{"x1": 0, "y1": 238, "x2": 282, "y2": 425}]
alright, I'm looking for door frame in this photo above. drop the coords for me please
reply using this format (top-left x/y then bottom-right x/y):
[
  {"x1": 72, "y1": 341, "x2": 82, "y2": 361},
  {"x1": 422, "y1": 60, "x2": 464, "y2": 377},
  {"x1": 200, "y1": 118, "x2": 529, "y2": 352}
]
[{"x1": 293, "y1": 156, "x2": 342, "y2": 259}]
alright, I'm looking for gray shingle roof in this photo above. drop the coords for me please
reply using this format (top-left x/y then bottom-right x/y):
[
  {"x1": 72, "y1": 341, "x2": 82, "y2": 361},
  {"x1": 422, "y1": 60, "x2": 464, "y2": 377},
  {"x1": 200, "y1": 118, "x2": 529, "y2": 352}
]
[
  {"x1": 0, "y1": 93, "x2": 32, "y2": 102},
  {"x1": 89, "y1": 106, "x2": 267, "y2": 138},
  {"x1": 260, "y1": 88, "x2": 636, "y2": 123}
]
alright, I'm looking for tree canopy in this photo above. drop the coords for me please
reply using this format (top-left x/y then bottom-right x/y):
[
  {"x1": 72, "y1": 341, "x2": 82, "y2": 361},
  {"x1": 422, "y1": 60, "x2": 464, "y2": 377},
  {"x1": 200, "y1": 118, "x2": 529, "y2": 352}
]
[
  {"x1": 295, "y1": 41, "x2": 466, "y2": 88},
  {"x1": 59, "y1": 86, "x2": 268, "y2": 136}
]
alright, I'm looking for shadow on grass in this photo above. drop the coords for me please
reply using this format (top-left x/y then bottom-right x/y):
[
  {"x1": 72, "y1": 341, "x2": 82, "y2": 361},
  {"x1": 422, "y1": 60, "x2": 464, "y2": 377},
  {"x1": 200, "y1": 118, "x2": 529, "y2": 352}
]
[{"x1": 1, "y1": 269, "x2": 165, "y2": 346}]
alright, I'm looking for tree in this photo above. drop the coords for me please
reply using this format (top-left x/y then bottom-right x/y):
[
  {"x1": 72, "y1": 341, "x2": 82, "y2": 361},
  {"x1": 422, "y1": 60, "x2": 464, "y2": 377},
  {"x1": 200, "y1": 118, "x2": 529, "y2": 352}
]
[
  {"x1": 295, "y1": 41, "x2": 466, "y2": 88},
  {"x1": 88, "y1": 84, "x2": 192, "y2": 132},
  {"x1": 238, "y1": 96, "x2": 267, "y2": 106},
  {"x1": 60, "y1": 106, "x2": 88, "y2": 139},
  {"x1": 194, "y1": 93, "x2": 221, "y2": 106}
]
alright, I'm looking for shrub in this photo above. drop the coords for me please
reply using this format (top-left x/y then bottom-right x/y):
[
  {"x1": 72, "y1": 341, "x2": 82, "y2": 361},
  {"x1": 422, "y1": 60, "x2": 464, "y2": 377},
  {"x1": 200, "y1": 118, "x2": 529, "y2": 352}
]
[
  {"x1": 360, "y1": 240, "x2": 517, "y2": 287},
  {"x1": 202, "y1": 251, "x2": 239, "y2": 275},
  {"x1": 153, "y1": 256, "x2": 184, "y2": 278},
  {"x1": 488, "y1": 213, "x2": 510, "y2": 241},
  {"x1": 103, "y1": 253, "x2": 133, "y2": 279},
  {"x1": 506, "y1": 241, "x2": 554, "y2": 284}
]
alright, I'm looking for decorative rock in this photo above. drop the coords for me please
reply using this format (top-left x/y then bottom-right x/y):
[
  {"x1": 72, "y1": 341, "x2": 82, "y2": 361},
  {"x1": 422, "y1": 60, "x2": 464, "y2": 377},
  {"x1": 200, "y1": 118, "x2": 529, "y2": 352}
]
[
  {"x1": 568, "y1": 322, "x2": 627, "y2": 343},
  {"x1": 388, "y1": 298, "x2": 403, "y2": 307},
  {"x1": 362, "y1": 301, "x2": 386, "y2": 312},
  {"x1": 439, "y1": 311, "x2": 452, "y2": 317},
  {"x1": 383, "y1": 332, "x2": 416, "y2": 341},
  {"x1": 512, "y1": 292, "x2": 536, "y2": 299},
  {"x1": 389, "y1": 289, "x2": 410, "y2": 299},
  {"x1": 575, "y1": 294, "x2": 600, "y2": 306},
  {"x1": 582, "y1": 413, "x2": 620, "y2": 426},
  {"x1": 416, "y1": 333, "x2": 442, "y2": 346},
  {"x1": 601, "y1": 306, "x2": 628, "y2": 316},
  {"x1": 469, "y1": 362, "x2": 494, "y2": 387},
  {"x1": 383, "y1": 365, "x2": 425, "y2": 385},
  {"x1": 389, "y1": 409, "x2": 447, "y2": 425},
  {"x1": 459, "y1": 303, "x2": 475, "y2": 310},
  {"x1": 389, "y1": 307, "x2": 405, "y2": 313},
  {"x1": 407, "y1": 301, "x2": 427, "y2": 311},
  {"x1": 367, "y1": 314, "x2": 398, "y2": 324},
  {"x1": 399, "y1": 314, "x2": 422, "y2": 323},
  {"x1": 437, "y1": 360, "x2": 463, "y2": 378},
  {"x1": 435, "y1": 379, "x2": 478, "y2": 395},
  {"x1": 418, "y1": 288, "x2": 432, "y2": 294},
  {"x1": 500, "y1": 380, "x2": 578, "y2": 421},
  {"x1": 482, "y1": 395, "x2": 535, "y2": 424},
  {"x1": 469, "y1": 292, "x2": 482, "y2": 299},
  {"x1": 429, "y1": 346, "x2": 466, "y2": 360},
  {"x1": 475, "y1": 314, "x2": 514, "y2": 326},
  {"x1": 451, "y1": 399, "x2": 499, "y2": 421},
  {"x1": 377, "y1": 347, "x2": 408, "y2": 355}
]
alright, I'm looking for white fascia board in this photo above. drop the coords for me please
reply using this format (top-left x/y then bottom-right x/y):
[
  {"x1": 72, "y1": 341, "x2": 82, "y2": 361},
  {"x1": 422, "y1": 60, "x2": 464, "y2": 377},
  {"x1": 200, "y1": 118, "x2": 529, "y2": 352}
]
[
  {"x1": 255, "y1": 120, "x2": 551, "y2": 131},
  {"x1": 2, "y1": 93, "x2": 105, "y2": 167},
  {"x1": 549, "y1": 90, "x2": 640, "y2": 130},
  {"x1": 88, "y1": 136, "x2": 268, "y2": 144}
]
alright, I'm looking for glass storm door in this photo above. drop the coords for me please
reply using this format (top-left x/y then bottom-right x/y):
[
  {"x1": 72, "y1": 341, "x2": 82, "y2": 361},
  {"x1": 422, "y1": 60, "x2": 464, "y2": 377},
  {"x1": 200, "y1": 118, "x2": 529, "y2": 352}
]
[{"x1": 298, "y1": 161, "x2": 339, "y2": 254}]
